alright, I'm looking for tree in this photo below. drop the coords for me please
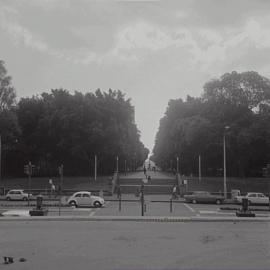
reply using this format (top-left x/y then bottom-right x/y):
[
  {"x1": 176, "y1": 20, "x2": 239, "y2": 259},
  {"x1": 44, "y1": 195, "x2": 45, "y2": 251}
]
[
  {"x1": 153, "y1": 71, "x2": 270, "y2": 177},
  {"x1": 15, "y1": 88, "x2": 148, "y2": 176},
  {"x1": 0, "y1": 60, "x2": 16, "y2": 111},
  {"x1": 0, "y1": 60, "x2": 20, "y2": 176},
  {"x1": 203, "y1": 71, "x2": 270, "y2": 110}
]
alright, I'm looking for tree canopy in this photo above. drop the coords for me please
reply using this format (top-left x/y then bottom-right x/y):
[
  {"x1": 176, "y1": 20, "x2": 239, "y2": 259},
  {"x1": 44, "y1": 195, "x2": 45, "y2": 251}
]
[
  {"x1": 153, "y1": 71, "x2": 270, "y2": 177},
  {"x1": 0, "y1": 60, "x2": 148, "y2": 177}
]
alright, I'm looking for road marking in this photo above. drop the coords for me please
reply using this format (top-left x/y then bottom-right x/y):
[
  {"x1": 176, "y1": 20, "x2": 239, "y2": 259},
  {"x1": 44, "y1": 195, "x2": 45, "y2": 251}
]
[
  {"x1": 183, "y1": 203, "x2": 195, "y2": 212},
  {"x1": 89, "y1": 202, "x2": 108, "y2": 216},
  {"x1": 199, "y1": 210, "x2": 235, "y2": 215},
  {"x1": 200, "y1": 210, "x2": 216, "y2": 214}
]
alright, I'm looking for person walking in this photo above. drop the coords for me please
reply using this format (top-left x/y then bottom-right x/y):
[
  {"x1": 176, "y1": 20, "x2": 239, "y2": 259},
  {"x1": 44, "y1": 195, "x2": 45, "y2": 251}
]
[
  {"x1": 172, "y1": 185, "x2": 178, "y2": 199},
  {"x1": 143, "y1": 166, "x2": 146, "y2": 175}
]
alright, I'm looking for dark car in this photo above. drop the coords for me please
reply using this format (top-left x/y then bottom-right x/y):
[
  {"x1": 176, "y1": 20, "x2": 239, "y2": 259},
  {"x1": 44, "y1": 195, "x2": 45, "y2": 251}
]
[{"x1": 184, "y1": 191, "x2": 224, "y2": 205}]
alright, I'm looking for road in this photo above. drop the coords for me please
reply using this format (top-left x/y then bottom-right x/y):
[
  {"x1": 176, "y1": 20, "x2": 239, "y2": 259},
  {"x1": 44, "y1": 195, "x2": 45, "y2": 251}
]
[
  {"x1": 1, "y1": 196, "x2": 269, "y2": 218},
  {"x1": 0, "y1": 220, "x2": 270, "y2": 270}
]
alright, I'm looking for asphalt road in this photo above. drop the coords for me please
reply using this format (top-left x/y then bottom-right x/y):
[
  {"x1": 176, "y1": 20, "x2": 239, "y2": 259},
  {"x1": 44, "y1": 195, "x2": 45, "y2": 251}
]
[{"x1": 1, "y1": 220, "x2": 270, "y2": 270}]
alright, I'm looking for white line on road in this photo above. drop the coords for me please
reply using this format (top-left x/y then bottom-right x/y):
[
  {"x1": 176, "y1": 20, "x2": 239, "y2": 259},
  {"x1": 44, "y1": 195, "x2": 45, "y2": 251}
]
[
  {"x1": 183, "y1": 203, "x2": 195, "y2": 213},
  {"x1": 89, "y1": 201, "x2": 110, "y2": 216}
]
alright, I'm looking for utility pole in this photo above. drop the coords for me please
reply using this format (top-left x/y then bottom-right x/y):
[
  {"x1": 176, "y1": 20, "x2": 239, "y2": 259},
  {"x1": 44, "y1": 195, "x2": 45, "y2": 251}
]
[
  {"x1": 176, "y1": 156, "x2": 179, "y2": 174},
  {"x1": 0, "y1": 135, "x2": 1, "y2": 184},
  {"x1": 28, "y1": 161, "x2": 32, "y2": 206},
  {"x1": 141, "y1": 183, "x2": 144, "y2": 216},
  {"x1": 199, "y1": 155, "x2": 201, "y2": 183},
  {"x1": 116, "y1": 156, "x2": 119, "y2": 173},
  {"x1": 58, "y1": 164, "x2": 64, "y2": 216},
  {"x1": 124, "y1": 160, "x2": 127, "y2": 176},
  {"x1": 223, "y1": 126, "x2": 230, "y2": 199},
  {"x1": 94, "y1": 155, "x2": 97, "y2": 181}
]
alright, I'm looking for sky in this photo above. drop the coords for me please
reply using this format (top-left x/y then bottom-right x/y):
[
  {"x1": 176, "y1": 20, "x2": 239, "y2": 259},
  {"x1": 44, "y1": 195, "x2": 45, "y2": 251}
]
[{"x1": 1, "y1": 0, "x2": 270, "y2": 152}]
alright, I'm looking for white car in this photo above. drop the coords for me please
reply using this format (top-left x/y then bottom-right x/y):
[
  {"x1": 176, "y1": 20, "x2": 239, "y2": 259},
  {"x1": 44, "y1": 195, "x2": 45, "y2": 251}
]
[
  {"x1": 6, "y1": 190, "x2": 32, "y2": 201},
  {"x1": 67, "y1": 191, "x2": 105, "y2": 208},
  {"x1": 235, "y1": 192, "x2": 269, "y2": 205}
]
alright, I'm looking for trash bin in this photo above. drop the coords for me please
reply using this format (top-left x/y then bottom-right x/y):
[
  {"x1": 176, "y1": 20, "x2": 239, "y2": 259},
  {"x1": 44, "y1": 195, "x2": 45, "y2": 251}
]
[
  {"x1": 242, "y1": 198, "x2": 249, "y2": 212},
  {"x1": 36, "y1": 195, "x2": 43, "y2": 210}
]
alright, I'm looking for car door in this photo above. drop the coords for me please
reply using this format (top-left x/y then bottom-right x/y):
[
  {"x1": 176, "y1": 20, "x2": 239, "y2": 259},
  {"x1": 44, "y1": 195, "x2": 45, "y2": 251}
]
[
  {"x1": 74, "y1": 193, "x2": 83, "y2": 205},
  {"x1": 14, "y1": 191, "x2": 22, "y2": 200},
  {"x1": 81, "y1": 193, "x2": 92, "y2": 206},
  {"x1": 247, "y1": 193, "x2": 257, "y2": 204},
  {"x1": 8, "y1": 191, "x2": 15, "y2": 200},
  {"x1": 258, "y1": 193, "x2": 269, "y2": 204},
  {"x1": 199, "y1": 192, "x2": 210, "y2": 203}
]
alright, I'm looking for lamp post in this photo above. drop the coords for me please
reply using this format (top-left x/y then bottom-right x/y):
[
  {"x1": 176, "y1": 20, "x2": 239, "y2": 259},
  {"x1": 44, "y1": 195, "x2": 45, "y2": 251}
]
[
  {"x1": 199, "y1": 155, "x2": 201, "y2": 183},
  {"x1": 223, "y1": 126, "x2": 230, "y2": 199},
  {"x1": 116, "y1": 156, "x2": 119, "y2": 173},
  {"x1": 94, "y1": 155, "x2": 97, "y2": 181},
  {"x1": 0, "y1": 135, "x2": 1, "y2": 184},
  {"x1": 176, "y1": 156, "x2": 179, "y2": 174}
]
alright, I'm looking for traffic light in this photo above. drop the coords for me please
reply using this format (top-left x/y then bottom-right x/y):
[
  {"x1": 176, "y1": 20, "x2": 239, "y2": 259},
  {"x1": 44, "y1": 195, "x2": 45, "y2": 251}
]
[{"x1": 24, "y1": 165, "x2": 29, "y2": 175}]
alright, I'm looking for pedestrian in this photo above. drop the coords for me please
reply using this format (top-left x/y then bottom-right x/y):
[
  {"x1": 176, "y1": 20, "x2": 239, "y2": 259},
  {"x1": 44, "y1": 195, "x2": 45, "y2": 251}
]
[
  {"x1": 143, "y1": 166, "x2": 146, "y2": 175},
  {"x1": 147, "y1": 175, "x2": 151, "y2": 181},
  {"x1": 172, "y1": 185, "x2": 178, "y2": 199},
  {"x1": 51, "y1": 184, "x2": 56, "y2": 197}
]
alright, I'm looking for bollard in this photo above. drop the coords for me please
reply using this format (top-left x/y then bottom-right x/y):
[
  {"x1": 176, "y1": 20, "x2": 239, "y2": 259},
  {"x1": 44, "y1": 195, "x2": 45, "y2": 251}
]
[
  {"x1": 36, "y1": 195, "x2": 43, "y2": 210},
  {"x1": 119, "y1": 195, "x2": 122, "y2": 212}
]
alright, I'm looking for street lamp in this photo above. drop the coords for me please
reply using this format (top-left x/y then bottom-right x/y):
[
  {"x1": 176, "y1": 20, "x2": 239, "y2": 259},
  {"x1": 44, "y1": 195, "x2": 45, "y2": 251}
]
[
  {"x1": 176, "y1": 156, "x2": 179, "y2": 174},
  {"x1": 223, "y1": 126, "x2": 230, "y2": 199},
  {"x1": 0, "y1": 135, "x2": 1, "y2": 184},
  {"x1": 116, "y1": 156, "x2": 119, "y2": 173}
]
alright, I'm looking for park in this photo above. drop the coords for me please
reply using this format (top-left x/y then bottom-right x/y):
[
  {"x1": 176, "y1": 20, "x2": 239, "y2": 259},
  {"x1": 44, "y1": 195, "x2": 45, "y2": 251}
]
[{"x1": 1, "y1": 1, "x2": 270, "y2": 269}]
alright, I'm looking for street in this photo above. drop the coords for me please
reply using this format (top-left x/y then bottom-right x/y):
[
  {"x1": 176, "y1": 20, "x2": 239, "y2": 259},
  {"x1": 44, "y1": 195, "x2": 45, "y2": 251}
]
[
  {"x1": 1, "y1": 196, "x2": 270, "y2": 218},
  {"x1": 0, "y1": 220, "x2": 270, "y2": 270}
]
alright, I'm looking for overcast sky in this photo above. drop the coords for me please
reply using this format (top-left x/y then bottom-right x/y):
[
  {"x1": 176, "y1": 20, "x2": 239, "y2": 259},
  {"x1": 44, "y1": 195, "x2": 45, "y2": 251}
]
[{"x1": 1, "y1": 0, "x2": 270, "y2": 152}]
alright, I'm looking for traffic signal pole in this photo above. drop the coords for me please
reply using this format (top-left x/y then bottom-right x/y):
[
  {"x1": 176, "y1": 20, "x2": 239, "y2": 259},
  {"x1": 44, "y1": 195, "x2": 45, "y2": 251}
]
[{"x1": 28, "y1": 161, "x2": 32, "y2": 206}]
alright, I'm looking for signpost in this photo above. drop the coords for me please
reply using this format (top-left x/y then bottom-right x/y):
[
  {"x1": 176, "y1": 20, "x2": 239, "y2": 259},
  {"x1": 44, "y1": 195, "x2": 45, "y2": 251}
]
[
  {"x1": 58, "y1": 164, "x2": 64, "y2": 216},
  {"x1": 24, "y1": 161, "x2": 34, "y2": 206}
]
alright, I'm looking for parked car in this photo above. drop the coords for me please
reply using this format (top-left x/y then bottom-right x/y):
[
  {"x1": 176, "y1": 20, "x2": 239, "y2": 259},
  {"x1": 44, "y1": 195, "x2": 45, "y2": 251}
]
[
  {"x1": 5, "y1": 190, "x2": 32, "y2": 201},
  {"x1": 184, "y1": 191, "x2": 225, "y2": 204},
  {"x1": 235, "y1": 192, "x2": 269, "y2": 205},
  {"x1": 67, "y1": 191, "x2": 105, "y2": 208}
]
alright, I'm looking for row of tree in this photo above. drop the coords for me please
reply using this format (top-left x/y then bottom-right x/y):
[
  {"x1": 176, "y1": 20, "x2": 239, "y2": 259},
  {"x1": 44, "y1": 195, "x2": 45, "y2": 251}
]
[
  {"x1": 152, "y1": 71, "x2": 270, "y2": 177},
  {"x1": 0, "y1": 60, "x2": 149, "y2": 177}
]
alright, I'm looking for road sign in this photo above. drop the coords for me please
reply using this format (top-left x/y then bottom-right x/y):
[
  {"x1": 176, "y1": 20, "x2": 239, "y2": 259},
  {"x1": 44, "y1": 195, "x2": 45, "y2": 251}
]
[{"x1": 24, "y1": 164, "x2": 35, "y2": 175}]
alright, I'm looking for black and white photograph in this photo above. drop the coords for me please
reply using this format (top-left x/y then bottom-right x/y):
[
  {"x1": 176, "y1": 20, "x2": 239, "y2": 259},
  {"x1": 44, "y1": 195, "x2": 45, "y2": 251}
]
[{"x1": 0, "y1": 0, "x2": 270, "y2": 269}]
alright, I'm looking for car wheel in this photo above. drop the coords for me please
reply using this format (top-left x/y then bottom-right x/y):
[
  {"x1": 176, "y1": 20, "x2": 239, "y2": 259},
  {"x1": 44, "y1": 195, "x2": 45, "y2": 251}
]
[
  {"x1": 69, "y1": 201, "x2": 77, "y2": 207},
  {"x1": 6, "y1": 197, "x2": 11, "y2": 201},
  {"x1": 192, "y1": 199, "x2": 197, "y2": 204},
  {"x1": 94, "y1": 201, "x2": 102, "y2": 208},
  {"x1": 23, "y1": 197, "x2": 28, "y2": 201},
  {"x1": 216, "y1": 199, "x2": 221, "y2": 205}
]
